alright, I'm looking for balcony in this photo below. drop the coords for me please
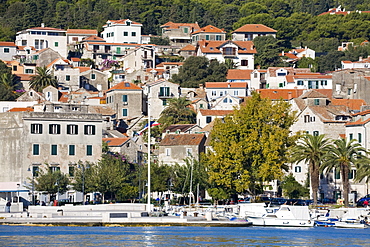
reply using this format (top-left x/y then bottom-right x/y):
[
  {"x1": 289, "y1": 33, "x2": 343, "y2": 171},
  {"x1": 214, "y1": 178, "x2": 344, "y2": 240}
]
[{"x1": 158, "y1": 92, "x2": 175, "y2": 99}]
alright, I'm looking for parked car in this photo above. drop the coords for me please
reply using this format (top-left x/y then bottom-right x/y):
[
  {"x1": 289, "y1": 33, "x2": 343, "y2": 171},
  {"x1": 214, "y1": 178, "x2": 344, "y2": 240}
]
[
  {"x1": 320, "y1": 198, "x2": 336, "y2": 204},
  {"x1": 286, "y1": 199, "x2": 306, "y2": 206},
  {"x1": 357, "y1": 194, "x2": 370, "y2": 207}
]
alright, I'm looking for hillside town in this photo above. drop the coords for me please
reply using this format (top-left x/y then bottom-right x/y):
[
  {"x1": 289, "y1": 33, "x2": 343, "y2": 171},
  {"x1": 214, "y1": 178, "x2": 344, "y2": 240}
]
[{"x1": 1, "y1": 11, "x2": 370, "y2": 212}]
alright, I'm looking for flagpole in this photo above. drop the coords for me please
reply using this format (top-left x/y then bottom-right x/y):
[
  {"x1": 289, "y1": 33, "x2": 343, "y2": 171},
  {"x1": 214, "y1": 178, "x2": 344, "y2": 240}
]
[{"x1": 147, "y1": 93, "x2": 151, "y2": 213}]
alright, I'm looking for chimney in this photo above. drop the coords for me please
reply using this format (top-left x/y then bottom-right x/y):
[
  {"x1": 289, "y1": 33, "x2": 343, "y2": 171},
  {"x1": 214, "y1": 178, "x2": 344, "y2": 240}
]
[
  {"x1": 41, "y1": 23, "x2": 45, "y2": 28},
  {"x1": 282, "y1": 51, "x2": 284, "y2": 56},
  {"x1": 359, "y1": 56, "x2": 363, "y2": 61},
  {"x1": 199, "y1": 84, "x2": 204, "y2": 89},
  {"x1": 257, "y1": 65, "x2": 261, "y2": 70}
]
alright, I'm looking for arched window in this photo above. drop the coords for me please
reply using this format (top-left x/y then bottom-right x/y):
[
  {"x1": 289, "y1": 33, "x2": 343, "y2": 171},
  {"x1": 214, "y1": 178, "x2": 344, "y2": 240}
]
[{"x1": 294, "y1": 166, "x2": 302, "y2": 173}]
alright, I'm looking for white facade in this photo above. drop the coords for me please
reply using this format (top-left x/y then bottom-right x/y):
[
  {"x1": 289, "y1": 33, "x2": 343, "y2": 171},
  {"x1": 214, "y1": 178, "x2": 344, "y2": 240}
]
[
  {"x1": 101, "y1": 19, "x2": 142, "y2": 44},
  {"x1": 15, "y1": 26, "x2": 67, "y2": 58},
  {"x1": 341, "y1": 57, "x2": 370, "y2": 69},
  {"x1": 0, "y1": 42, "x2": 17, "y2": 61},
  {"x1": 210, "y1": 94, "x2": 241, "y2": 110},
  {"x1": 205, "y1": 82, "x2": 247, "y2": 101}
]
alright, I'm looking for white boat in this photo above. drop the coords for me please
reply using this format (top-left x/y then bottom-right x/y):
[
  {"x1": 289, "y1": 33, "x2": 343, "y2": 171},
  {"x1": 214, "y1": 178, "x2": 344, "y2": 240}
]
[
  {"x1": 247, "y1": 205, "x2": 314, "y2": 227},
  {"x1": 335, "y1": 221, "x2": 369, "y2": 228}
]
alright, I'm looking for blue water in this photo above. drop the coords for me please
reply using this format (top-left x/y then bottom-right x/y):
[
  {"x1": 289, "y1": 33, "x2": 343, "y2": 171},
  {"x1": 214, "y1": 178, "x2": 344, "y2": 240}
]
[{"x1": 0, "y1": 225, "x2": 369, "y2": 246}]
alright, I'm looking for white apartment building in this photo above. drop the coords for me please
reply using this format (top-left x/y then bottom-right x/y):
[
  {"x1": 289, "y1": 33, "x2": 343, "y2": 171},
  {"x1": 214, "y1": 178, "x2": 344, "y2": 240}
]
[
  {"x1": 101, "y1": 19, "x2": 142, "y2": 44},
  {"x1": 15, "y1": 25, "x2": 67, "y2": 58}
]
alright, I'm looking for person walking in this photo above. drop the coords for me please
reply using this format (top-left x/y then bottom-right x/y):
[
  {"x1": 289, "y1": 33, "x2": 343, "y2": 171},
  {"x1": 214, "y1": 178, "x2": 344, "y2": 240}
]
[{"x1": 5, "y1": 201, "x2": 11, "y2": 213}]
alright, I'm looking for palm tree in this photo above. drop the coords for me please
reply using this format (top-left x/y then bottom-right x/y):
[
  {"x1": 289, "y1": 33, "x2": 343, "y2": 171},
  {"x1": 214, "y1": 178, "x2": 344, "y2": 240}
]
[
  {"x1": 321, "y1": 138, "x2": 369, "y2": 207},
  {"x1": 29, "y1": 66, "x2": 58, "y2": 92},
  {"x1": 290, "y1": 134, "x2": 332, "y2": 205},
  {"x1": 159, "y1": 97, "x2": 196, "y2": 126},
  {"x1": 0, "y1": 72, "x2": 20, "y2": 100}
]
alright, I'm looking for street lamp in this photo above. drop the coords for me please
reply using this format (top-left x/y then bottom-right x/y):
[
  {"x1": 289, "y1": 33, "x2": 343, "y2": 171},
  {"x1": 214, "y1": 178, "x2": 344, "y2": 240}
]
[{"x1": 27, "y1": 166, "x2": 35, "y2": 205}]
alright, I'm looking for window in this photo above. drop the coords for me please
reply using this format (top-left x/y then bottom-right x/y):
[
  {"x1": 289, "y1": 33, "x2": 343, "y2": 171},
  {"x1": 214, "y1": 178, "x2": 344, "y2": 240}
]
[
  {"x1": 223, "y1": 98, "x2": 228, "y2": 103},
  {"x1": 165, "y1": 148, "x2": 171, "y2": 156},
  {"x1": 200, "y1": 104, "x2": 204, "y2": 109},
  {"x1": 358, "y1": 133, "x2": 362, "y2": 143},
  {"x1": 49, "y1": 166, "x2": 60, "y2": 173},
  {"x1": 91, "y1": 74, "x2": 96, "y2": 80},
  {"x1": 294, "y1": 166, "x2": 301, "y2": 173},
  {"x1": 335, "y1": 169, "x2": 340, "y2": 179},
  {"x1": 54, "y1": 42, "x2": 58, "y2": 47},
  {"x1": 304, "y1": 115, "x2": 310, "y2": 123},
  {"x1": 184, "y1": 27, "x2": 188, "y2": 33},
  {"x1": 51, "y1": 145, "x2": 58, "y2": 155},
  {"x1": 314, "y1": 99, "x2": 320, "y2": 105},
  {"x1": 12, "y1": 66, "x2": 17, "y2": 71},
  {"x1": 123, "y1": 31, "x2": 128, "y2": 36},
  {"x1": 69, "y1": 166, "x2": 75, "y2": 177},
  {"x1": 205, "y1": 35, "x2": 210, "y2": 40},
  {"x1": 33, "y1": 144, "x2": 40, "y2": 155},
  {"x1": 241, "y1": 60, "x2": 248, "y2": 66},
  {"x1": 86, "y1": 145, "x2": 93, "y2": 156},
  {"x1": 348, "y1": 88, "x2": 352, "y2": 95},
  {"x1": 349, "y1": 133, "x2": 353, "y2": 140},
  {"x1": 162, "y1": 99, "x2": 167, "y2": 106},
  {"x1": 49, "y1": 124, "x2": 61, "y2": 134},
  {"x1": 223, "y1": 47, "x2": 236, "y2": 56},
  {"x1": 122, "y1": 95, "x2": 128, "y2": 103},
  {"x1": 186, "y1": 148, "x2": 193, "y2": 156},
  {"x1": 279, "y1": 83, "x2": 283, "y2": 88},
  {"x1": 297, "y1": 80, "x2": 304, "y2": 86},
  {"x1": 32, "y1": 166, "x2": 39, "y2": 177},
  {"x1": 66, "y1": 75, "x2": 70, "y2": 81},
  {"x1": 349, "y1": 169, "x2": 356, "y2": 180},
  {"x1": 4, "y1": 48, "x2": 9, "y2": 53},
  {"x1": 122, "y1": 109, "x2": 128, "y2": 116},
  {"x1": 308, "y1": 81, "x2": 312, "y2": 89},
  {"x1": 25, "y1": 69, "x2": 34, "y2": 74},
  {"x1": 84, "y1": 125, "x2": 96, "y2": 135},
  {"x1": 206, "y1": 116, "x2": 212, "y2": 123},
  {"x1": 116, "y1": 47, "x2": 121, "y2": 54},
  {"x1": 31, "y1": 124, "x2": 43, "y2": 134},
  {"x1": 69, "y1": 145, "x2": 75, "y2": 155},
  {"x1": 216, "y1": 35, "x2": 221, "y2": 41},
  {"x1": 132, "y1": 32, "x2": 136, "y2": 36},
  {"x1": 212, "y1": 91, "x2": 216, "y2": 96},
  {"x1": 313, "y1": 131, "x2": 319, "y2": 136},
  {"x1": 159, "y1": 87, "x2": 170, "y2": 97}
]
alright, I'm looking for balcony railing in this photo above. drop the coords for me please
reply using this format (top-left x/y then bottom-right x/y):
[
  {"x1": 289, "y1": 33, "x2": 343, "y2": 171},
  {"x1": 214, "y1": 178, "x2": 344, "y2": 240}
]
[{"x1": 158, "y1": 92, "x2": 174, "y2": 99}]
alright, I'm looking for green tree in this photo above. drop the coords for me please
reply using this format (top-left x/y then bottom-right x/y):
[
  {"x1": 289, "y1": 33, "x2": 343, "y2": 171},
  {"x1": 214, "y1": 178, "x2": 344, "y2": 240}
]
[
  {"x1": 290, "y1": 134, "x2": 332, "y2": 205},
  {"x1": 280, "y1": 173, "x2": 309, "y2": 199},
  {"x1": 0, "y1": 72, "x2": 21, "y2": 101},
  {"x1": 171, "y1": 57, "x2": 227, "y2": 88},
  {"x1": 33, "y1": 166, "x2": 69, "y2": 199},
  {"x1": 297, "y1": 57, "x2": 318, "y2": 72},
  {"x1": 158, "y1": 97, "x2": 196, "y2": 131},
  {"x1": 253, "y1": 36, "x2": 285, "y2": 69},
  {"x1": 206, "y1": 92, "x2": 297, "y2": 197},
  {"x1": 321, "y1": 138, "x2": 369, "y2": 207},
  {"x1": 29, "y1": 66, "x2": 58, "y2": 92}
]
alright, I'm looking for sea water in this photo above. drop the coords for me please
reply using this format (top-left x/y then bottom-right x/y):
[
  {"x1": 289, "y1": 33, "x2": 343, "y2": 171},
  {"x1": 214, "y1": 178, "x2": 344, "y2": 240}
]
[{"x1": 0, "y1": 225, "x2": 369, "y2": 246}]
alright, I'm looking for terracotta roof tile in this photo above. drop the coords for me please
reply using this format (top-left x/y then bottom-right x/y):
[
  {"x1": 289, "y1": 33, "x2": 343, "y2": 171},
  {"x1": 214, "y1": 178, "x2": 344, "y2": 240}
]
[
  {"x1": 159, "y1": 134, "x2": 205, "y2": 146},
  {"x1": 0, "y1": 42, "x2": 16, "y2": 47},
  {"x1": 103, "y1": 137, "x2": 130, "y2": 146},
  {"x1": 180, "y1": 44, "x2": 196, "y2": 51},
  {"x1": 205, "y1": 82, "x2": 247, "y2": 88},
  {"x1": 331, "y1": 99, "x2": 366, "y2": 111},
  {"x1": 8, "y1": 107, "x2": 34, "y2": 112},
  {"x1": 89, "y1": 105, "x2": 115, "y2": 115},
  {"x1": 197, "y1": 40, "x2": 256, "y2": 54},
  {"x1": 199, "y1": 109, "x2": 233, "y2": 116},
  {"x1": 28, "y1": 27, "x2": 65, "y2": 31},
  {"x1": 300, "y1": 90, "x2": 329, "y2": 99},
  {"x1": 233, "y1": 24, "x2": 277, "y2": 33},
  {"x1": 192, "y1": 25, "x2": 225, "y2": 34},
  {"x1": 108, "y1": 81, "x2": 142, "y2": 91},
  {"x1": 160, "y1": 21, "x2": 200, "y2": 30},
  {"x1": 258, "y1": 89, "x2": 304, "y2": 100},
  {"x1": 105, "y1": 19, "x2": 142, "y2": 26},
  {"x1": 82, "y1": 35, "x2": 105, "y2": 42},
  {"x1": 163, "y1": 124, "x2": 198, "y2": 133},
  {"x1": 67, "y1": 29, "x2": 98, "y2": 35},
  {"x1": 70, "y1": 57, "x2": 81, "y2": 62},
  {"x1": 227, "y1": 69, "x2": 252, "y2": 80}
]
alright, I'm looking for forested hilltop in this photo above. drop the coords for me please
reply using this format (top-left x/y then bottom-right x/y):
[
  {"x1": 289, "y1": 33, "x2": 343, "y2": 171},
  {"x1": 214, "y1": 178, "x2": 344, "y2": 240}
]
[{"x1": 1, "y1": 0, "x2": 370, "y2": 53}]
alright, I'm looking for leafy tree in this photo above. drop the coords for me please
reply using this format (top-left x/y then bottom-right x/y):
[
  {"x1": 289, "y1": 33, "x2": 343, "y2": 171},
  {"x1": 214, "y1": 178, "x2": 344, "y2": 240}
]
[
  {"x1": 206, "y1": 92, "x2": 297, "y2": 197},
  {"x1": 33, "y1": 165, "x2": 69, "y2": 198},
  {"x1": 321, "y1": 138, "x2": 369, "y2": 207},
  {"x1": 171, "y1": 57, "x2": 227, "y2": 88},
  {"x1": 253, "y1": 36, "x2": 285, "y2": 69},
  {"x1": 297, "y1": 57, "x2": 318, "y2": 72},
  {"x1": 316, "y1": 51, "x2": 345, "y2": 73},
  {"x1": 290, "y1": 134, "x2": 332, "y2": 205},
  {"x1": 0, "y1": 73, "x2": 21, "y2": 100},
  {"x1": 158, "y1": 97, "x2": 196, "y2": 130},
  {"x1": 71, "y1": 161, "x2": 95, "y2": 201},
  {"x1": 149, "y1": 36, "x2": 170, "y2": 46},
  {"x1": 29, "y1": 66, "x2": 58, "y2": 92},
  {"x1": 207, "y1": 187, "x2": 228, "y2": 205},
  {"x1": 80, "y1": 58, "x2": 96, "y2": 69},
  {"x1": 280, "y1": 173, "x2": 309, "y2": 199}
]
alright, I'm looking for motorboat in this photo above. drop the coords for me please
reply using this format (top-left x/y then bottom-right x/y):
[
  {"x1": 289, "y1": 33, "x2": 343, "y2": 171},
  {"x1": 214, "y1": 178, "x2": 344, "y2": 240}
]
[
  {"x1": 335, "y1": 221, "x2": 370, "y2": 228},
  {"x1": 246, "y1": 205, "x2": 314, "y2": 227}
]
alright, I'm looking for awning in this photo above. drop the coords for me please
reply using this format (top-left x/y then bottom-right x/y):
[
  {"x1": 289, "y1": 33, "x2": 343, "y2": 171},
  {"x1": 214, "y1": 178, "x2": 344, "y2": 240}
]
[{"x1": 0, "y1": 182, "x2": 30, "y2": 192}]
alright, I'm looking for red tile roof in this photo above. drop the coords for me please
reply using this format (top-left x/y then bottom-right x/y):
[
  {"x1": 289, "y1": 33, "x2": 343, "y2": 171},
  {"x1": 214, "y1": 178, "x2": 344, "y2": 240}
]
[
  {"x1": 28, "y1": 27, "x2": 65, "y2": 31},
  {"x1": 108, "y1": 81, "x2": 142, "y2": 91},
  {"x1": 205, "y1": 82, "x2": 248, "y2": 88},
  {"x1": 227, "y1": 69, "x2": 252, "y2": 80},
  {"x1": 197, "y1": 40, "x2": 256, "y2": 54},
  {"x1": 258, "y1": 89, "x2": 304, "y2": 100},
  {"x1": 67, "y1": 29, "x2": 98, "y2": 35},
  {"x1": 192, "y1": 25, "x2": 225, "y2": 34},
  {"x1": 103, "y1": 137, "x2": 130, "y2": 146},
  {"x1": 180, "y1": 44, "x2": 196, "y2": 51},
  {"x1": 70, "y1": 57, "x2": 81, "y2": 62},
  {"x1": 331, "y1": 99, "x2": 366, "y2": 111},
  {"x1": 8, "y1": 107, "x2": 34, "y2": 112},
  {"x1": 233, "y1": 24, "x2": 277, "y2": 33},
  {"x1": 76, "y1": 67, "x2": 91, "y2": 73},
  {"x1": 160, "y1": 22, "x2": 200, "y2": 30},
  {"x1": 160, "y1": 134, "x2": 205, "y2": 146},
  {"x1": 0, "y1": 42, "x2": 16, "y2": 47},
  {"x1": 199, "y1": 109, "x2": 233, "y2": 116},
  {"x1": 82, "y1": 35, "x2": 105, "y2": 42},
  {"x1": 163, "y1": 124, "x2": 198, "y2": 133}
]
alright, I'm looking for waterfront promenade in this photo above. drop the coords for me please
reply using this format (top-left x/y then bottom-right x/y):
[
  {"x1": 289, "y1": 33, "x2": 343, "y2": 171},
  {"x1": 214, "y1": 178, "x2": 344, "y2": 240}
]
[{"x1": 0, "y1": 203, "x2": 251, "y2": 227}]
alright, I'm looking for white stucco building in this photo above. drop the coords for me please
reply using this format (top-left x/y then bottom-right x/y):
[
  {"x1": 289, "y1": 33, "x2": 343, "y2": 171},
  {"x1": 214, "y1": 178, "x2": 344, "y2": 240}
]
[{"x1": 101, "y1": 19, "x2": 142, "y2": 44}]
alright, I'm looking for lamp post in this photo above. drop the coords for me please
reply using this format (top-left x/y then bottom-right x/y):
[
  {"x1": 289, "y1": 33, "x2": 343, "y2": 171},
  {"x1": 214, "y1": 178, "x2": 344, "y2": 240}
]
[
  {"x1": 27, "y1": 167, "x2": 35, "y2": 205},
  {"x1": 147, "y1": 90, "x2": 151, "y2": 213}
]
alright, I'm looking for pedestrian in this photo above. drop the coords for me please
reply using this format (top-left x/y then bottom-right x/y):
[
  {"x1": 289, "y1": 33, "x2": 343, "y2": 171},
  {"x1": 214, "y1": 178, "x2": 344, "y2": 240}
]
[{"x1": 5, "y1": 201, "x2": 11, "y2": 213}]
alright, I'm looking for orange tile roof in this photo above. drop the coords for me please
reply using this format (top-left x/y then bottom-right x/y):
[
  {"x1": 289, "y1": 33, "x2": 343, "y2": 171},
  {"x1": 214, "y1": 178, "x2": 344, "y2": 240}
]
[
  {"x1": 103, "y1": 137, "x2": 130, "y2": 146},
  {"x1": 8, "y1": 107, "x2": 34, "y2": 112},
  {"x1": 105, "y1": 19, "x2": 142, "y2": 26},
  {"x1": 192, "y1": 25, "x2": 225, "y2": 34},
  {"x1": 227, "y1": 69, "x2": 252, "y2": 80},
  {"x1": 67, "y1": 29, "x2": 98, "y2": 35},
  {"x1": 28, "y1": 27, "x2": 65, "y2": 31},
  {"x1": 351, "y1": 109, "x2": 370, "y2": 117},
  {"x1": 199, "y1": 109, "x2": 233, "y2": 116},
  {"x1": 59, "y1": 92, "x2": 69, "y2": 103},
  {"x1": 17, "y1": 46, "x2": 36, "y2": 50},
  {"x1": 258, "y1": 89, "x2": 304, "y2": 100},
  {"x1": 281, "y1": 53, "x2": 298, "y2": 59},
  {"x1": 180, "y1": 44, "x2": 196, "y2": 51},
  {"x1": 76, "y1": 67, "x2": 91, "y2": 73},
  {"x1": 163, "y1": 124, "x2": 198, "y2": 133},
  {"x1": 160, "y1": 134, "x2": 205, "y2": 146},
  {"x1": 197, "y1": 40, "x2": 256, "y2": 54},
  {"x1": 345, "y1": 118, "x2": 370, "y2": 126},
  {"x1": 82, "y1": 35, "x2": 105, "y2": 42},
  {"x1": 108, "y1": 81, "x2": 142, "y2": 91},
  {"x1": 331, "y1": 99, "x2": 366, "y2": 111},
  {"x1": 205, "y1": 82, "x2": 248, "y2": 88},
  {"x1": 267, "y1": 67, "x2": 311, "y2": 76},
  {"x1": 160, "y1": 22, "x2": 200, "y2": 30},
  {"x1": 70, "y1": 57, "x2": 81, "y2": 62},
  {"x1": 0, "y1": 42, "x2": 16, "y2": 47},
  {"x1": 16, "y1": 74, "x2": 32, "y2": 81},
  {"x1": 233, "y1": 24, "x2": 277, "y2": 33}
]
